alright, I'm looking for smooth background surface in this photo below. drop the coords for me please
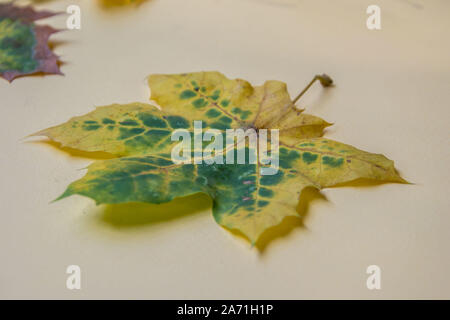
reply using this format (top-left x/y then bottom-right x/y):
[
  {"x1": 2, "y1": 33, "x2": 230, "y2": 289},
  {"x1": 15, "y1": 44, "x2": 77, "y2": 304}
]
[{"x1": 0, "y1": 0, "x2": 449, "y2": 299}]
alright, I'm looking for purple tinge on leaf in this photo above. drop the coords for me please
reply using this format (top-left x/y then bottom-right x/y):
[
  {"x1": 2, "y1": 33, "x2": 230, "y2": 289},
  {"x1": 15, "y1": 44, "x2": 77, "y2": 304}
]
[{"x1": 0, "y1": 3, "x2": 63, "y2": 82}]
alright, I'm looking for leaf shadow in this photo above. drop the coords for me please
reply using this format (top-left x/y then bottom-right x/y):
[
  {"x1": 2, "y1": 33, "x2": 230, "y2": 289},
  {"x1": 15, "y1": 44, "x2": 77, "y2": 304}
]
[
  {"x1": 225, "y1": 177, "x2": 409, "y2": 253},
  {"x1": 27, "y1": 139, "x2": 116, "y2": 160},
  {"x1": 95, "y1": 187, "x2": 329, "y2": 251},
  {"x1": 96, "y1": 188, "x2": 328, "y2": 251},
  {"x1": 30, "y1": 0, "x2": 59, "y2": 4},
  {"x1": 333, "y1": 175, "x2": 411, "y2": 188},
  {"x1": 98, "y1": 193, "x2": 211, "y2": 228},
  {"x1": 225, "y1": 187, "x2": 328, "y2": 254},
  {"x1": 98, "y1": 0, "x2": 151, "y2": 10},
  {"x1": 257, "y1": 187, "x2": 328, "y2": 253}
]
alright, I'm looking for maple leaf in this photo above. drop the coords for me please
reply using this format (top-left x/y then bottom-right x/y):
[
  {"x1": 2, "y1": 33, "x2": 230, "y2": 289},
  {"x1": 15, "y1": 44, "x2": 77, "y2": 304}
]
[
  {"x1": 0, "y1": 2, "x2": 62, "y2": 82},
  {"x1": 33, "y1": 72, "x2": 405, "y2": 244}
]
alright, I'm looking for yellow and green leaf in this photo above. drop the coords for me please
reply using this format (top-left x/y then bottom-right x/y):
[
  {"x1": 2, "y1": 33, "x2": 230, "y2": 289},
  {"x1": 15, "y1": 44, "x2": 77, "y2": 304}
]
[{"x1": 33, "y1": 72, "x2": 406, "y2": 245}]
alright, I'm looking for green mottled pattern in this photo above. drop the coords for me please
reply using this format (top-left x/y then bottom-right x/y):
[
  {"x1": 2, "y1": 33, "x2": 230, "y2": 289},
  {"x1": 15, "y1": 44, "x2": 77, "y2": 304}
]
[
  {"x1": 36, "y1": 103, "x2": 243, "y2": 156},
  {"x1": 58, "y1": 148, "x2": 298, "y2": 223},
  {"x1": 0, "y1": 18, "x2": 37, "y2": 73},
  {"x1": 34, "y1": 104, "x2": 202, "y2": 156}
]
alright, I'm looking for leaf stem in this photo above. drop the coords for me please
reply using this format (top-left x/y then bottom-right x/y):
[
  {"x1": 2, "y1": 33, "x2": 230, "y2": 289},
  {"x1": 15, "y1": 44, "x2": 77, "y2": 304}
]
[{"x1": 292, "y1": 74, "x2": 333, "y2": 104}]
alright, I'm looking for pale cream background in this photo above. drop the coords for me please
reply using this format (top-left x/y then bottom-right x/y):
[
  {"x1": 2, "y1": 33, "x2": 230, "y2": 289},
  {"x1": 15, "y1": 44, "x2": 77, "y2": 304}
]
[{"x1": 0, "y1": 0, "x2": 449, "y2": 299}]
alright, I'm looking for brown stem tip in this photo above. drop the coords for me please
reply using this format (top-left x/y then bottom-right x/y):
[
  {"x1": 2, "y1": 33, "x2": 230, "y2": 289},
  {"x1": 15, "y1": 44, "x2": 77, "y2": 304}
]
[{"x1": 292, "y1": 73, "x2": 334, "y2": 105}]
